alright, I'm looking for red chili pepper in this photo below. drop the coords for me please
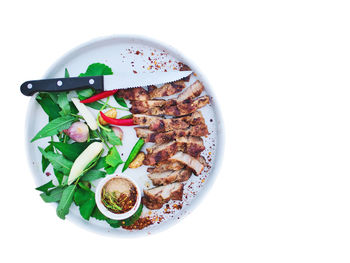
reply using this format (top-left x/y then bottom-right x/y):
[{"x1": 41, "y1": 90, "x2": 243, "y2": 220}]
[
  {"x1": 80, "y1": 89, "x2": 118, "y2": 103},
  {"x1": 100, "y1": 111, "x2": 134, "y2": 126}
]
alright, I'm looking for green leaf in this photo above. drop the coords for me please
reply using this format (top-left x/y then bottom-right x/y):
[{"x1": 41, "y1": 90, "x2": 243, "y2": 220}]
[
  {"x1": 57, "y1": 185, "x2": 76, "y2": 219},
  {"x1": 79, "y1": 63, "x2": 113, "y2": 77},
  {"x1": 80, "y1": 170, "x2": 106, "y2": 182},
  {"x1": 91, "y1": 206, "x2": 107, "y2": 220},
  {"x1": 53, "y1": 169, "x2": 64, "y2": 185},
  {"x1": 40, "y1": 186, "x2": 65, "y2": 203},
  {"x1": 35, "y1": 180, "x2": 55, "y2": 194},
  {"x1": 77, "y1": 89, "x2": 94, "y2": 99},
  {"x1": 114, "y1": 95, "x2": 127, "y2": 108},
  {"x1": 74, "y1": 187, "x2": 95, "y2": 220},
  {"x1": 39, "y1": 147, "x2": 73, "y2": 174},
  {"x1": 57, "y1": 92, "x2": 71, "y2": 116},
  {"x1": 91, "y1": 207, "x2": 121, "y2": 228},
  {"x1": 105, "y1": 165, "x2": 118, "y2": 174},
  {"x1": 42, "y1": 143, "x2": 54, "y2": 172},
  {"x1": 51, "y1": 141, "x2": 90, "y2": 161},
  {"x1": 36, "y1": 93, "x2": 61, "y2": 121},
  {"x1": 31, "y1": 115, "x2": 76, "y2": 142},
  {"x1": 94, "y1": 156, "x2": 106, "y2": 169},
  {"x1": 106, "y1": 146, "x2": 123, "y2": 168},
  {"x1": 102, "y1": 129, "x2": 122, "y2": 146},
  {"x1": 64, "y1": 68, "x2": 70, "y2": 78}
]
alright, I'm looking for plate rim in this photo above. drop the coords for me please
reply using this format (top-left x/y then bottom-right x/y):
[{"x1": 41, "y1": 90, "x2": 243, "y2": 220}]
[{"x1": 24, "y1": 34, "x2": 225, "y2": 237}]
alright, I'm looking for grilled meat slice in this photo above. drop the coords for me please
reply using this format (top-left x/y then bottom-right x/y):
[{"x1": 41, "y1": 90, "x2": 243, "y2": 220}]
[
  {"x1": 130, "y1": 100, "x2": 166, "y2": 114},
  {"x1": 136, "y1": 123, "x2": 208, "y2": 144},
  {"x1": 116, "y1": 87, "x2": 149, "y2": 101},
  {"x1": 148, "y1": 116, "x2": 190, "y2": 132},
  {"x1": 149, "y1": 80, "x2": 186, "y2": 99},
  {"x1": 143, "y1": 141, "x2": 178, "y2": 166},
  {"x1": 147, "y1": 160, "x2": 185, "y2": 173},
  {"x1": 133, "y1": 114, "x2": 162, "y2": 126},
  {"x1": 142, "y1": 183, "x2": 184, "y2": 210},
  {"x1": 169, "y1": 152, "x2": 206, "y2": 175},
  {"x1": 176, "y1": 136, "x2": 205, "y2": 157},
  {"x1": 148, "y1": 168, "x2": 192, "y2": 186},
  {"x1": 177, "y1": 80, "x2": 204, "y2": 102},
  {"x1": 164, "y1": 96, "x2": 210, "y2": 116},
  {"x1": 189, "y1": 111, "x2": 206, "y2": 126}
]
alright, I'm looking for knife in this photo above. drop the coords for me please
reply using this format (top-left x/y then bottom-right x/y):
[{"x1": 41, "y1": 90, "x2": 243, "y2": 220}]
[{"x1": 20, "y1": 70, "x2": 192, "y2": 96}]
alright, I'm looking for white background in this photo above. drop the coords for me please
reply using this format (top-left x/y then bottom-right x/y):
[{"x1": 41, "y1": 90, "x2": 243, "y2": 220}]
[{"x1": 1, "y1": 0, "x2": 350, "y2": 262}]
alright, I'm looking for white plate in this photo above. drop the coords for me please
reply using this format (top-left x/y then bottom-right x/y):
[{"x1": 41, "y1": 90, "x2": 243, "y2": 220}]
[{"x1": 25, "y1": 35, "x2": 224, "y2": 237}]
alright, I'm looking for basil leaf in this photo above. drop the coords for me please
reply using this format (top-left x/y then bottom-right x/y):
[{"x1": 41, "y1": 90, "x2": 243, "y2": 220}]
[
  {"x1": 105, "y1": 165, "x2": 118, "y2": 174},
  {"x1": 106, "y1": 146, "x2": 123, "y2": 168},
  {"x1": 74, "y1": 187, "x2": 95, "y2": 220},
  {"x1": 57, "y1": 92, "x2": 71, "y2": 116},
  {"x1": 57, "y1": 185, "x2": 76, "y2": 219},
  {"x1": 42, "y1": 143, "x2": 54, "y2": 172},
  {"x1": 31, "y1": 115, "x2": 76, "y2": 142},
  {"x1": 77, "y1": 89, "x2": 94, "y2": 99},
  {"x1": 51, "y1": 141, "x2": 91, "y2": 161},
  {"x1": 39, "y1": 147, "x2": 73, "y2": 175},
  {"x1": 79, "y1": 63, "x2": 113, "y2": 77},
  {"x1": 81, "y1": 170, "x2": 106, "y2": 182},
  {"x1": 36, "y1": 93, "x2": 61, "y2": 121},
  {"x1": 54, "y1": 169, "x2": 64, "y2": 185},
  {"x1": 91, "y1": 207, "x2": 107, "y2": 220},
  {"x1": 102, "y1": 129, "x2": 122, "y2": 146},
  {"x1": 94, "y1": 156, "x2": 106, "y2": 170},
  {"x1": 35, "y1": 180, "x2": 55, "y2": 194},
  {"x1": 40, "y1": 186, "x2": 65, "y2": 203},
  {"x1": 114, "y1": 95, "x2": 127, "y2": 108}
]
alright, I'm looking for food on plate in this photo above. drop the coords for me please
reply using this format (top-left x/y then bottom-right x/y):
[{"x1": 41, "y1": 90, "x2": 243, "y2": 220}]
[
  {"x1": 71, "y1": 98, "x2": 98, "y2": 130},
  {"x1": 68, "y1": 142, "x2": 103, "y2": 185},
  {"x1": 122, "y1": 138, "x2": 145, "y2": 172},
  {"x1": 142, "y1": 183, "x2": 184, "y2": 210},
  {"x1": 116, "y1": 87, "x2": 149, "y2": 101},
  {"x1": 148, "y1": 168, "x2": 192, "y2": 186},
  {"x1": 147, "y1": 160, "x2": 185, "y2": 173},
  {"x1": 112, "y1": 126, "x2": 123, "y2": 140},
  {"x1": 64, "y1": 121, "x2": 89, "y2": 142},
  {"x1": 99, "y1": 108, "x2": 117, "y2": 125},
  {"x1": 148, "y1": 80, "x2": 186, "y2": 98},
  {"x1": 169, "y1": 152, "x2": 206, "y2": 175},
  {"x1": 31, "y1": 58, "x2": 212, "y2": 229},
  {"x1": 128, "y1": 152, "x2": 146, "y2": 169},
  {"x1": 143, "y1": 141, "x2": 178, "y2": 166},
  {"x1": 101, "y1": 177, "x2": 138, "y2": 214}
]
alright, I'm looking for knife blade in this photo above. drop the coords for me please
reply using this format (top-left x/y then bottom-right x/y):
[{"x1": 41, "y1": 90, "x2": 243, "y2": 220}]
[{"x1": 20, "y1": 70, "x2": 192, "y2": 96}]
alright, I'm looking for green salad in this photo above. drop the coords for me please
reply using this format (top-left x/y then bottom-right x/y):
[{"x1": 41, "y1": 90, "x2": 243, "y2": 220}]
[{"x1": 32, "y1": 63, "x2": 143, "y2": 228}]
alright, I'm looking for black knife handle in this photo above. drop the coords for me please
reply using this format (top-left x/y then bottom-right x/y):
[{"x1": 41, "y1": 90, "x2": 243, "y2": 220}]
[{"x1": 20, "y1": 76, "x2": 104, "y2": 96}]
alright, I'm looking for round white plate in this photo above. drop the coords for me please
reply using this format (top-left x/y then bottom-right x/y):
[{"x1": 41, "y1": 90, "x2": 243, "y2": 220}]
[{"x1": 25, "y1": 35, "x2": 224, "y2": 237}]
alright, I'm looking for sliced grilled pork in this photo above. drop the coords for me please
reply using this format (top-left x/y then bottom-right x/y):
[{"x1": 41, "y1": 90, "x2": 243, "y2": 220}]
[
  {"x1": 148, "y1": 80, "x2": 186, "y2": 99},
  {"x1": 142, "y1": 183, "x2": 184, "y2": 210},
  {"x1": 147, "y1": 168, "x2": 192, "y2": 186},
  {"x1": 148, "y1": 116, "x2": 190, "y2": 132},
  {"x1": 147, "y1": 160, "x2": 185, "y2": 173},
  {"x1": 133, "y1": 114, "x2": 162, "y2": 126},
  {"x1": 164, "y1": 96, "x2": 210, "y2": 116},
  {"x1": 169, "y1": 152, "x2": 206, "y2": 175},
  {"x1": 135, "y1": 123, "x2": 208, "y2": 143},
  {"x1": 176, "y1": 136, "x2": 205, "y2": 157},
  {"x1": 116, "y1": 87, "x2": 149, "y2": 101},
  {"x1": 176, "y1": 80, "x2": 204, "y2": 102},
  {"x1": 130, "y1": 100, "x2": 166, "y2": 114},
  {"x1": 143, "y1": 141, "x2": 178, "y2": 166}
]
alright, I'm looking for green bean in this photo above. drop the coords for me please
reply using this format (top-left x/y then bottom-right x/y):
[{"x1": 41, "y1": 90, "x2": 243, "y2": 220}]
[{"x1": 122, "y1": 138, "x2": 145, "y2": 172}]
